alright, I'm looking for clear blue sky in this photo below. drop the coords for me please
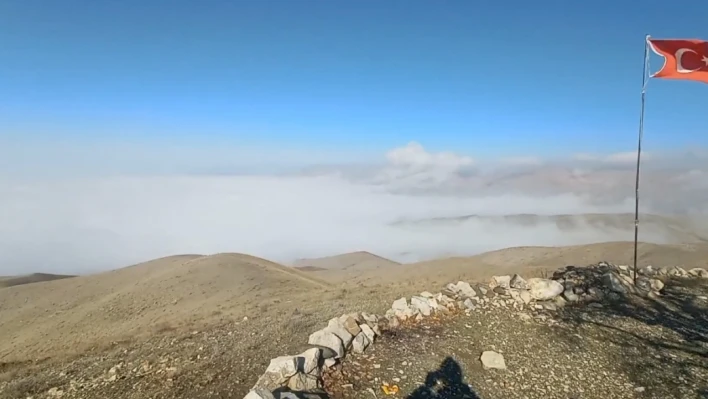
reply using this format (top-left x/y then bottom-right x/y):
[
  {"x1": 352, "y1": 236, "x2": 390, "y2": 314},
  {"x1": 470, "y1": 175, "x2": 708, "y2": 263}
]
[{"x1": 1, "y1": 0, "x2": 706, "y2": 159}]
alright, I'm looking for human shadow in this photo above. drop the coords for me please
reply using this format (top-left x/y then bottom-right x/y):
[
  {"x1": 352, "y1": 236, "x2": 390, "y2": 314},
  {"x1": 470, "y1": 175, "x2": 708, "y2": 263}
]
[
  {"x1": 553, "y1": 275, "x2": 708, "y2": 397},
  {"x1": 406, "y1": 357, "x2": 481, "y2": 399}
]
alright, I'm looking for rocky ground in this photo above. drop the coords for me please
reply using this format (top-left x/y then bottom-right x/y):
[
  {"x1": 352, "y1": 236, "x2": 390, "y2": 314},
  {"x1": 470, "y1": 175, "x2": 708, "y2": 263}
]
[
  {"x1": 323, "y1": 276, "x2": 708, "y2": 399},
  {"x1": 2, "y1": 264, "x2": 707, "y2": 399}
]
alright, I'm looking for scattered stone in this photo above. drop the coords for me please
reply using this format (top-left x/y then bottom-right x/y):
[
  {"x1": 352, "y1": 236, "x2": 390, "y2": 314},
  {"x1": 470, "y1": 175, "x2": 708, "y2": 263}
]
[
  {"x1": 351, "y1": 332, "x2": 369, "y2": 354},
  {"x1": 338, "y1": 315, "x2": 362, "y2": 337},
  {"x1": 245, "y1": 388, "x2": 276, "y2": 399},
  {"x1": 563, "y1": 289, "x2": 580, "y2": 302},
  {"x1": 254, "y1": 356, "x2": 298, "y2": 390},
  {"x1": 490, "y1": 275, "x2": 511, "y2": 289},
  {"x1": 326, "y1": 319, "x2": 354, "y2": 348},
  {"x1": 392, "y1": 297, "x2": 408, "y2": 312},
  {"x1": 297, "y1": 348, "x2": 321, "y2": 375},
  {"x1": 526, "y1": 278, "x2": 564, "y2": 300},
  {"x1": 308, "y1": 330, "x2": 344, "y2": 359},
  {"x1": 420, "y1": 291, "x2": 434, "y2": 298},
  {"x1": 689, "y1": 268, "x2": 708, "y2": 278},
  {"x1": 480, "y1": 351, "x2": 507, "y2": 370},
  {"x1": 509, "y1": 274, "x2": 529, "y2": 290},
  {"x1": 602, "y1": 272, "x2": 629, "y2": 294},
  {"x1": 411, "y1": 296, "x2": 432, "y2": 316}
]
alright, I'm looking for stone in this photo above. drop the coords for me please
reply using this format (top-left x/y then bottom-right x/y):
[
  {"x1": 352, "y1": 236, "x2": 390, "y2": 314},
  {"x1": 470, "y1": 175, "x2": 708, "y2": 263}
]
[
  {"x1": 509, "y1": 274, "x2": 529, "y2": 290},
  {"x1": 361, "y1": 312, "x2": 378, "y2": 324},
  {"x1": 308, "y1": 330, "x2": 345, "y2": 359},
  {"x1": 490, "y1": 275, "x2": 512, "y2": 289},
  {"x1": 359, "y1": 323, "x2": 376, "y2": 344},
  {"x1": 689, "y1": 268, "x2": 708, "y2": 278},
  {"x1": 288, "y1": 372, "x2": 321, "y2": 391},
  {"x1": 493, "y1": 286, "x2": 509, "y2": 295},
  {"x1": 392, "y1": 297, "x2": 408, "y2": 312},
  {"x1": 388, "y1": 316, "x2": 400, "y2": 328},
  {"x1": 480, "y1": 351, "x2": 506, "y2": 370},
  {"x1": 254, "y1": 356, "x2": 298, "y2": 390},
  {"x1": 338, "y1": 315, "x2": 362, "y2": 337},
  {"x1": 324, "y1": 358, "x2": 337, "y2": 369},
  {"x1": 650, "y1": 278, "x2": 664, "y2": 291},
  {"x1": 326, "y1": 319, "x2": 354, "y2": 347},
  {"x1": 420, "y1": 291, "x2": 434, "y2": 298},
  {"x1": 411, "y1": 296, "x2": 432, "y2": 316},
  {"x1": 526, "y1": 278, "x2": 564, "y2": 300},
  {"x1": 602, "y1": 272, "x2": 629, "y2": 293},
  {"x1": 518, "y1": 290, "x2": 532, "y2": 304},
  {"x1": 553, "y1": 295, "x2": 567, "y2": 308},
  {"x1": 245, "y1": 388, "x2": 277, "y2": 399},
  {"x1": 296, "y1": 348, "x2": 321, "y2": 375},
  {"x1": 563, "y1": 289, "x2": 580, "y2": 302},
  {"x1": 351, "y1": 332, "x2": 370, "y2": 354},
  {"x1": 463, "y1": 298, "x2": 476, "y2": 310},
  {"x1": 454, "y1": 281, "x2": 477, "y2": 298}
]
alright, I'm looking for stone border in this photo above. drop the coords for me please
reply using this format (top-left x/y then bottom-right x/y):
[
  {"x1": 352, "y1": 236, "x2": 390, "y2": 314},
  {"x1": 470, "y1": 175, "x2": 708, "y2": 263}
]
[{"x1": 243, "y1": 263, "x2": 707, "y2": 399}]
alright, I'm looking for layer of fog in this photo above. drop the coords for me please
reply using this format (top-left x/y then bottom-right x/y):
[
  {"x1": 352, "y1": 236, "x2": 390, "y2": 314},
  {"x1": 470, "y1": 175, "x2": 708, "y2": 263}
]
[{"x1": 1, "y1": 142, "x2": 707, "y2": 275}]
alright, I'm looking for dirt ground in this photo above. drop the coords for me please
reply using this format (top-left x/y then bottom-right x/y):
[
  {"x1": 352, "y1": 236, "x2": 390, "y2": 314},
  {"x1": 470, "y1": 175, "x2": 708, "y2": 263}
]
[
  {"x1": 1, "y1": 243, "x2": 708, "y2": 398},
  {"x1": 325, "y1": 278, "x2": 708, "y2": 399}
]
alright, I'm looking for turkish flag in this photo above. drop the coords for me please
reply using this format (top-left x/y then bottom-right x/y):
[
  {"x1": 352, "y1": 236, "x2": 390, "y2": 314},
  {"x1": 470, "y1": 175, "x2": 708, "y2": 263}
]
[{"x1": 648, "y1": 38, "x2": 708, "y2": 83}]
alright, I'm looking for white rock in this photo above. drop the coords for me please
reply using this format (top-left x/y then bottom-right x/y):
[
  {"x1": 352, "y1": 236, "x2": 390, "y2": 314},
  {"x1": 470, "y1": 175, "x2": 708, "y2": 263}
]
[
  {"x1": 360, "y1": 323, "x2": 376, "y2": 343},
  {"x1": 463, "y1": 298, "x2": 476, "y2": 310},
  {"x1": 326, "y1": 319, "x2": 354, "y2": 347},
  {"x1": 518, "y1": 290, "x2": 532, "y2": 304},
  {"x1": 454, "y1": 281, "x2": 477, "y2": 298},
  {"x1": 480, "y1": 351, "x2": 506, "y2": 370},
  {"x1": 351, "y1": 332, "x2": 370, "y2": 353},
  {"x1": 526, "y1": 278, "x2": 564, "y2": 300},
  {"x1": 490, "y1": 275, "x2": 511, "y2": 289},
  {"x1": 420, "y1": 291, "x2": 434, "y2": 298},
  {"x1": 649, "y1": 278, "x2": 664, "y2": 291},
  {"x1": 245, "y1": 388, "x2": 276, "y2": 399},
  {"x1": 308, "y1": 329, "x2": 345, "y2": 359},
  {"x1": 411, "y1": 296, "x2": 432, "y2": 316},
  {"x1": 287, "y1": 372, "x2": 320, "y2": 391},
  {"x1": 392, "y1": 297, "x2": 408, "y2": 311},
  {"x1": 296, "y1": 348, "x2": 321, "y2": 375},
  {"x1": 253, "y1": 356, "x2": 298, "y2": 390},
  {"x1": 324, "y1": 358, "x2": 337, "y2": 369},
  {"x1": 689, "y1": 268, "x2": 708, "y2": 278},
  {"x1": 509, "y1": 274, "x2": 529, "y2": 290}
]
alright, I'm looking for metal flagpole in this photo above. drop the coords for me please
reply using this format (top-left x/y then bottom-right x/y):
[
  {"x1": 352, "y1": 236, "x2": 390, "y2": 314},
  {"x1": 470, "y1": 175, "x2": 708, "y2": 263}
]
[{"x1": 633, "y1": 35, "x2": 651, "y2": 284}]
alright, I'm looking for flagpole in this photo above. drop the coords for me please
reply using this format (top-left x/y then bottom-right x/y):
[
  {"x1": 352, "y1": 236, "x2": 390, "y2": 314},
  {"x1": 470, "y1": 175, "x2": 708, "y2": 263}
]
[{"x1": 633, "y1": 35, "x2": 651, "y2": 284}]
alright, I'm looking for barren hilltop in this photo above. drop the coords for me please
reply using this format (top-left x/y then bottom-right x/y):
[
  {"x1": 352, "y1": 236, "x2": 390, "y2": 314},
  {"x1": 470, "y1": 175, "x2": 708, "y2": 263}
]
[{"x1": 1, "y1": 241, "x2": 708, "y2": 399}]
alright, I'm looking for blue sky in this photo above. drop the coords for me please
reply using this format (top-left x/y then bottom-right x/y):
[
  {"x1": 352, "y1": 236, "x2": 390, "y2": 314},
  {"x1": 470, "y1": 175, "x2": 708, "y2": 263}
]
[{"x1": 1, "y1": 0, "x2": 706, "y2": 163}]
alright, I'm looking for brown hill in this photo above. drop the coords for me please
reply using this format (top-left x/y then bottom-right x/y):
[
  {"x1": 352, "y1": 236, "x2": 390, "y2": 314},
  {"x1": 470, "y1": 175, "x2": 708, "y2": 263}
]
[
  {"x1": 0, "y1": 253, "x2": 330, "y2": 361},
  {"x1": 345, "y1": 241, "x2": 708, "y2": 288},
  {"x1": 292, "y1": 251, "x2": 401, "y2": 283},
  {"x1": 0, "y1": 273, "x2": 75, "y2": 288},
  {"x1": 293, "y1": 251, "x2": 400, "y2": 270}
]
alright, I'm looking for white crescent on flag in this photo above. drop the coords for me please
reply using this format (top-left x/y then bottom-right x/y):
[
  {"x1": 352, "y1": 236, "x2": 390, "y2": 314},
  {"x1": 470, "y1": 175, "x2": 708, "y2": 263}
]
[{"x1": 675, "y1": 48, "x2": 700, "y2": 73}]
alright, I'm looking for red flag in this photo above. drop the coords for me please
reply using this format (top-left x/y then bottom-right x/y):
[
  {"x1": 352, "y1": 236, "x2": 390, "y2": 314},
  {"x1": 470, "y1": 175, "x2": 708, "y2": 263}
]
[{"x1": 648, "y1": 38, "x2": 708, "y2": 83}]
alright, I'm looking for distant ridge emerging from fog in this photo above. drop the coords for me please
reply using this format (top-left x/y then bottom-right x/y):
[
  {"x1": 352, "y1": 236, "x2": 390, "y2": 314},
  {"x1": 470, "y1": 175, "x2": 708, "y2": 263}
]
[
  {"x1": 0, "y1": 273, "x2": 76, "y2": 288},
  {"x1": 292, "y1": 251, "x2": 401, "y2": 270},
  {"x1": 390, "y1": 213, "x2": 708, "y2": 244}
]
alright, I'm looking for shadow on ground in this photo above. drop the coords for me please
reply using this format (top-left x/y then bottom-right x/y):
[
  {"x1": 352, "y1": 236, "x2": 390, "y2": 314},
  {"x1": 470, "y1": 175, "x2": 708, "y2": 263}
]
[
  {"x1": 406, "y1": 357, "x2": 481, "y2": 399},
  {"x1": 554, "y1": 277, "x2": 708, "y2": 398}
]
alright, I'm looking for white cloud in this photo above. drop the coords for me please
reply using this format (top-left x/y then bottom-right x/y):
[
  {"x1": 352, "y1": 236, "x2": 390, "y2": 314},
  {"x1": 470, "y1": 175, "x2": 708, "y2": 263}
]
[
  {"x1": 0, "y1": 173, "x2": 638, "y2": 275},
  {"x1": 1, "y1": 140, "x2": 707, "y2": 275}
]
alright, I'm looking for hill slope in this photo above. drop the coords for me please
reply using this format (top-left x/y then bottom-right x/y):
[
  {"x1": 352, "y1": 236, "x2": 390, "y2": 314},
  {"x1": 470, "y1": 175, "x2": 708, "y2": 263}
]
[
  {"x1": 0, "y1": 253, "x2": 330, "y2": 361},
  {"x1": 345, "y1": 241, "x2": 708, "y2": 287},
  {"x1": 293, "y1": 251, "x2": 400, "y2": 270}
]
